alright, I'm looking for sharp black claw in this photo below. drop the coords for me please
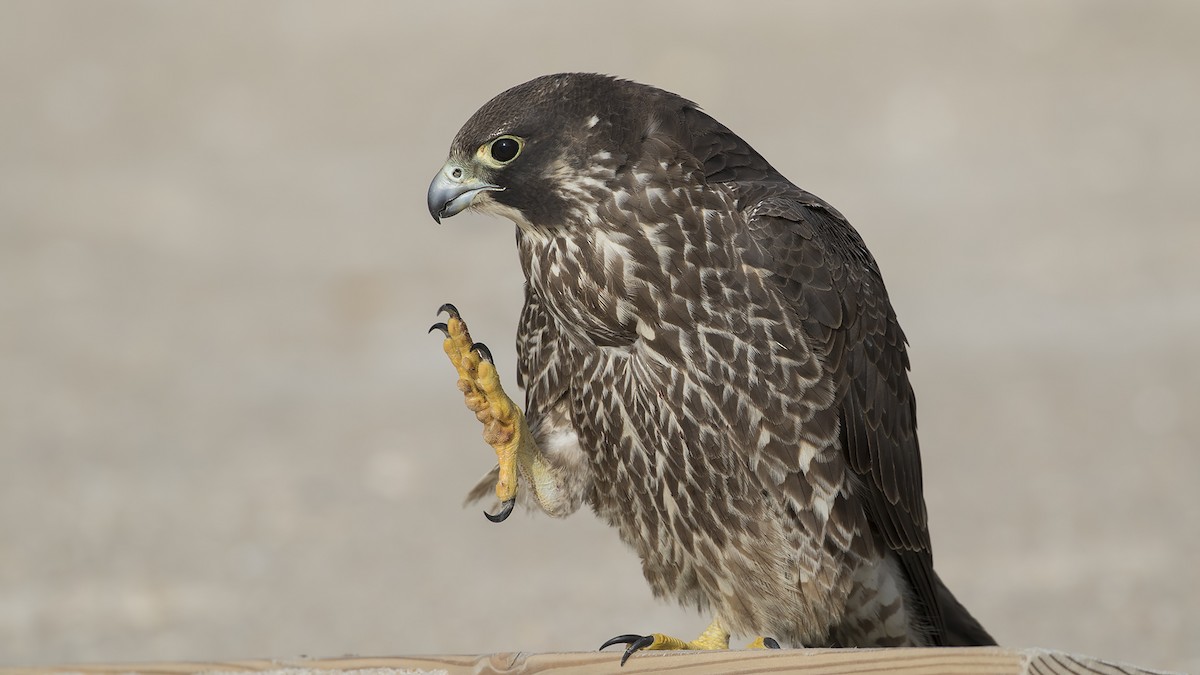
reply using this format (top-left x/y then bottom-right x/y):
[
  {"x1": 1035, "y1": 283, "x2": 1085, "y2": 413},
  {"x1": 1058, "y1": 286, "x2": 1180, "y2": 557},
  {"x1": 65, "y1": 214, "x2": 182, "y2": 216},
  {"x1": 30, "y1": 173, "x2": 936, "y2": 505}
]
[
  {"x1": 471, "y1": 342, "x2": 493, "y2": 363},
  {"x1": 483, "y1": 498, "x2": 515, "y2": 523},
  {"x1": 763, "y1": 637, "x2": 781, "y2": 649},
  {"x1": 622, "y1": 636, "x2": 656, "y2": 667},
  {"x1": 599, "y1": 634, "x2": 654, "y2": 667},
  {"x1": 437, "y1": 303, "x2": 460, "y2": 319},
  {"x1": 428, "y1": 322, "x2": 449, "y2": 337},
  {"x1": 599, "y1": 634, "x2": 644, "y2": 652}
]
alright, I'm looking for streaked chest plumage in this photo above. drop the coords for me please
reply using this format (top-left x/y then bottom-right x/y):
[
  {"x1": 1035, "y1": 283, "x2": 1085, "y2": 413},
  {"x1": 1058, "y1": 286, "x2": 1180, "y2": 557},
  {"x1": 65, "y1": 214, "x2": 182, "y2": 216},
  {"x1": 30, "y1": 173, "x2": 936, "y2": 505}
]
[{"x1": 508, "y1": 155, "x2": 882, "y2": 646}]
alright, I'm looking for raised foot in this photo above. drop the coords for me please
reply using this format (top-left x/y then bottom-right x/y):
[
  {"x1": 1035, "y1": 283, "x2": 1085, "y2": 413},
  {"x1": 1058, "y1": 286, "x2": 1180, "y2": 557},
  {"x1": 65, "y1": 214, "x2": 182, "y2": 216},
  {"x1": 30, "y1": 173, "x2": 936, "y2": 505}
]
[{"x1": 430, "y1": 303, "x2": 523, "y2": 523}]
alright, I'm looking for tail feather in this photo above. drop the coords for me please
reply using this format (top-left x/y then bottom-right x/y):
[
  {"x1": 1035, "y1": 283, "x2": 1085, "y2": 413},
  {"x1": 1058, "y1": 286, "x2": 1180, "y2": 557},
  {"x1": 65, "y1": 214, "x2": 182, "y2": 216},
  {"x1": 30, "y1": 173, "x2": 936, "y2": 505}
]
[{"x1": 934, "y1": 569, "x2": 997, "y2": 646}]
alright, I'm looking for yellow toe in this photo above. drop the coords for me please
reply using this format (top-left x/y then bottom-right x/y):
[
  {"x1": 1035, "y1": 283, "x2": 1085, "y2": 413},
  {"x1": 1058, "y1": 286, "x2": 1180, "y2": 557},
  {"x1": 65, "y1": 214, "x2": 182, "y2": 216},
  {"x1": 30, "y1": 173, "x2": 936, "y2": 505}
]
[{"x1": 746, "y1": 636, "x2": 781, "y2": 649}]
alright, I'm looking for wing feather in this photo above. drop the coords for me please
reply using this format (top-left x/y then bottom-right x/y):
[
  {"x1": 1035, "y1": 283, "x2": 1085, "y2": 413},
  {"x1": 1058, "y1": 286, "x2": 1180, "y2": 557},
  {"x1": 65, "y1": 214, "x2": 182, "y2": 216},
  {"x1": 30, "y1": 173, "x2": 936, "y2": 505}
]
[
  {"x1": 679, "y1": 108, "x2": 945, "y2": 641},
  {"x1": 743, "y1": 188, "x2": 944, "y2": 641}
]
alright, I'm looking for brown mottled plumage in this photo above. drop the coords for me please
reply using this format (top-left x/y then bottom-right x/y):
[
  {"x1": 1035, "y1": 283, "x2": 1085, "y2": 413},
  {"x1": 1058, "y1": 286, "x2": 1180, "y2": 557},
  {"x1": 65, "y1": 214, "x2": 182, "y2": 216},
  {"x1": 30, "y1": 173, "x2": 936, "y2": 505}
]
[{"x1": 430, "y1": 73, "x2": 993, "y2": 648}]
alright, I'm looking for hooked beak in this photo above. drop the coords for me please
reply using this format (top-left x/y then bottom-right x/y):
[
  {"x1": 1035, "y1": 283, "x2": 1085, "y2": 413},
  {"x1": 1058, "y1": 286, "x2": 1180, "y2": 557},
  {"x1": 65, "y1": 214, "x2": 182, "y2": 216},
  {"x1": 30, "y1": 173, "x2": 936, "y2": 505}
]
[{"x1": 427, "y1": 162, "x2": 503, "y2": 223}]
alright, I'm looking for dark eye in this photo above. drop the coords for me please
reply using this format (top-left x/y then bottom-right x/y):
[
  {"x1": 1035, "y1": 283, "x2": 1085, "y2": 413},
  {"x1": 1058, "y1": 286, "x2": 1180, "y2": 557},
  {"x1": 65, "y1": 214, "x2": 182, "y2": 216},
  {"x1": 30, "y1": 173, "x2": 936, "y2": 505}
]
[{"x1": 490, "y1": 137, "x2": 521, "y2": 163}]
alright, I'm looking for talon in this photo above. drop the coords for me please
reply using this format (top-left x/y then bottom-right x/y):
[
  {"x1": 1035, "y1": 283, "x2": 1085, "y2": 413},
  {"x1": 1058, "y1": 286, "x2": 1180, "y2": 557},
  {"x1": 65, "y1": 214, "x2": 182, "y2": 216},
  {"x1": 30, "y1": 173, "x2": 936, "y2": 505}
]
[
  {"x1": 428, "y1": 322, "x2": 449, "y2": 337},
  {"x1": 483, "y1": 498, "x2": 515, "y2": 523},
  {"x1": 599, "y1": 634, "x2": 644, "y2": 651},
  {"x1": 599, "y1": 634, "x2": 655, "y2": 667},
  {"x1": 747, "y1": 635, "x2": 781, "y2": 650},
  {"x1": 621, "y1": 636, "x2": 656, "y2": 667},
  {"x1": 472, "y1": 342, "x2": 494, "y2": 363},
  {"x1": 600, "y1": 618, "x2": 726, "y2": 663},
  {"x1": 437, "y1": 303, "x2": 460, "y2": 319}
]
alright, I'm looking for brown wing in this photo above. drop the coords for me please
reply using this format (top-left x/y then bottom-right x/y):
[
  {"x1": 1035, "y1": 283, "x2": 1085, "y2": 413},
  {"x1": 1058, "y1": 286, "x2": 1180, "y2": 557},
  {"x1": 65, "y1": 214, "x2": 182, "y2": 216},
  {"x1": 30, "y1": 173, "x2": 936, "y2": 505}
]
[
  {"x1": 745, "y1": 186, "x2": 944, "y2": 642},
  {"x1": 679, "y1": 106, "x2": 946, "y2": 642}
]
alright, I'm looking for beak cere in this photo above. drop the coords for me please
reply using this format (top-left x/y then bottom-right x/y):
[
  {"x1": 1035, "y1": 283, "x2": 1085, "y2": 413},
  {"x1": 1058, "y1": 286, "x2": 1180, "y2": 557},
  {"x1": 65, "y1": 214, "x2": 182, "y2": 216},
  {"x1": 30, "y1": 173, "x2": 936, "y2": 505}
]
[{"x1": 427, "y1": 162, "x2": 504, "y2": 223}]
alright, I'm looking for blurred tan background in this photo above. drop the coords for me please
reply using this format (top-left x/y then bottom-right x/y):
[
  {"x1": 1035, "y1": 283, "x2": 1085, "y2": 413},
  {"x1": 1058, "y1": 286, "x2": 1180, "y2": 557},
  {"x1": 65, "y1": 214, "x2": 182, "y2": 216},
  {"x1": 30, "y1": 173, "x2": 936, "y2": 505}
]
[{"x1": 1, "y1": 1, "x2": 1197, "y2": 671}]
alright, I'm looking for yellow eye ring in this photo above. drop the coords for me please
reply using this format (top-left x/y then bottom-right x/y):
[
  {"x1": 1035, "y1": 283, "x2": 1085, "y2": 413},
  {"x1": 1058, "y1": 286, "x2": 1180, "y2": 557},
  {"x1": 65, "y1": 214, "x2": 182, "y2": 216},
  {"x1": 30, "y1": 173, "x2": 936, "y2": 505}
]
[{"x1": 480, "y1": 135, "x2": 524, "y2": 166}]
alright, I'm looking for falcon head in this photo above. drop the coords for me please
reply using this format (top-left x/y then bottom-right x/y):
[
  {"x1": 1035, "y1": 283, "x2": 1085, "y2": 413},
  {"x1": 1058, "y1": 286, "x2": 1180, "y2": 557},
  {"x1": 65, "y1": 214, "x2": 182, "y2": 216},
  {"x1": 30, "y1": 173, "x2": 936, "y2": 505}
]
[{"x1": 427, "y1": 73, "x2": 693, "y2": 228}]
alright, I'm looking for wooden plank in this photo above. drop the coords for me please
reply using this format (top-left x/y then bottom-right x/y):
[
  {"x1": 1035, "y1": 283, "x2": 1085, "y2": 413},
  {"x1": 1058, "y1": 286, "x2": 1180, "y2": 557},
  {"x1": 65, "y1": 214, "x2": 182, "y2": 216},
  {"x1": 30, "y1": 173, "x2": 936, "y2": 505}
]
[{"x1": 0, "y1": 648, "x2": 1175, "y2": 675}]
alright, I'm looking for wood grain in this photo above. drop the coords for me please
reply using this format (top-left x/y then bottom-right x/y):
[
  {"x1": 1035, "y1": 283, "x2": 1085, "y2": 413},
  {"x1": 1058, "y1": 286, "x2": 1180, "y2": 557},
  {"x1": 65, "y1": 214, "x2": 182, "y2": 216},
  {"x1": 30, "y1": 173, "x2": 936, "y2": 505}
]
[{"x1": 0, "y1": 648, "x2": 1175, "y2": 675}]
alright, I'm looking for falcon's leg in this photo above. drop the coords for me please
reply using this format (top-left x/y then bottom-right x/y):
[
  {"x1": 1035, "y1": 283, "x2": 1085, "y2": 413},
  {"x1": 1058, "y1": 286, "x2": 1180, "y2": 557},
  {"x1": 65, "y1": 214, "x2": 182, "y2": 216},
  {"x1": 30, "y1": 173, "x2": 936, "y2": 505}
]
[{"x1": 430, "y1": 303, "x2": 569, "y2": 521}]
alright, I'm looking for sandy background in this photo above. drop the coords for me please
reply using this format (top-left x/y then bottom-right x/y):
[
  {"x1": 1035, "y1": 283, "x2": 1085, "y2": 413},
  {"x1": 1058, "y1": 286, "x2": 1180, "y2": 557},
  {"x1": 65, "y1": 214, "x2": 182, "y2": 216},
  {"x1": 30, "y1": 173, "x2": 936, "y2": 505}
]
[{"x1": 1, "y1": 1, "x2": 1197, "y2": 671}]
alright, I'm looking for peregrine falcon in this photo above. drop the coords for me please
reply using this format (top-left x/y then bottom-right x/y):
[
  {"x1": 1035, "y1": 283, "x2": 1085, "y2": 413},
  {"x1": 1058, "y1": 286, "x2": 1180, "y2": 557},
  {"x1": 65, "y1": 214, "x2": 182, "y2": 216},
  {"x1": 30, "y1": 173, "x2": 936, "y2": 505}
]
[{"x1": 427, "y1": 73, "x2": 994, "y2": 661}]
